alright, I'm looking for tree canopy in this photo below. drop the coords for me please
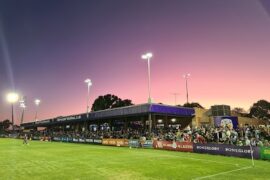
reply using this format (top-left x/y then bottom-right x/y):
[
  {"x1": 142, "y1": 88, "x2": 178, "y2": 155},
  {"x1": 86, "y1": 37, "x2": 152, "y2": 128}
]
[
  {"x1": 249, "y1": 99, "x2": 270, "y2": 121},
  {"x1": 0, "y1": 119, "x2": 12, "y2": 132},
  {"x1": 182, "y1": 102, "x2": 204, "y2": 109},
  {"x1": 91, "y1": 94, "x2": 134, "y2": 111}
]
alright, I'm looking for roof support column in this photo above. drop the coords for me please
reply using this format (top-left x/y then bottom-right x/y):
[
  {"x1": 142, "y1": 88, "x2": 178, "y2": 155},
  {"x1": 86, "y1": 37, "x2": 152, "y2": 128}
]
[{"x1": 148, "y1": 113, "x2": 152, "y2": 133}]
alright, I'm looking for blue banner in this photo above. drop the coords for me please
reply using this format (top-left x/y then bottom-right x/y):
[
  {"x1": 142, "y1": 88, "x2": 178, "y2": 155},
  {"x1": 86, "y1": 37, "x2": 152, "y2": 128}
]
[
  {"x1": 129, "y1": 140, "x2": 140, "y2": 147},
  {"x1": 128, "y1": 140, "x2": 153, "y2": 148},
  {"x1": 214, "y1": 116, "x2": 238, "y2": 129},
  {"x1": 193, "y1": 143, "x2": 260, "y2": 159}
]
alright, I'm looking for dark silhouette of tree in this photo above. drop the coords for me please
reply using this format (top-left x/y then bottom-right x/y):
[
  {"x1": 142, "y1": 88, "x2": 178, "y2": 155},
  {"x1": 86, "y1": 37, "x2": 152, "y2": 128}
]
[
  {"x1": 0, "y1": 119, "x2": 12, "y2": 132},
  {"x1": 249, "y1": 100, "x2": 270, "y2": 121},
  {"x1": 232, "y1": 107, "x2": 245, "y2": 113},
  {"x1": 91, "y1": 94, "x2": 134, "y2": 111},
  {"x1": 232, "y1": 107, "x2": 245, "y2": 115},
  {"x1": 183, "y1": 102, "x2": 204, "y2": 109},
  {"x1": 232, "y1": 107, "x2": 250, "y2": 117}
]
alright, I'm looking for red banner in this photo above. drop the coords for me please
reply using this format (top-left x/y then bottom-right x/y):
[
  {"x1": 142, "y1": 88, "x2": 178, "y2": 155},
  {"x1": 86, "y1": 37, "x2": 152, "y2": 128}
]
[
  {"x1": 102, "y1": 138, "x2": 129, "y2": 147},
  {"x1": 153, "y1": 140, "x2": 193, "y2": 152}
]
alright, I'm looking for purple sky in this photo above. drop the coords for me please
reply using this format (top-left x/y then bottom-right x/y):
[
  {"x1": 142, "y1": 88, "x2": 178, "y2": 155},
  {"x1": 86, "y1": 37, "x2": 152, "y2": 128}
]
[{"x1": 1, "y1": 0, "x2": 270, "y2": 123}]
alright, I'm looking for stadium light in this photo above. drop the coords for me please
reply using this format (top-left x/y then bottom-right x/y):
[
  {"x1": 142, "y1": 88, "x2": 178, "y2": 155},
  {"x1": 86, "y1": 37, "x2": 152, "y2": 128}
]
[
  {"x1": 34, "y1": 99, "x2": 41, "y2": 122},
  {"x1": 6, "y1": 92, "x2": 19, "y2": 130},
  {"x1": 19, "y1": 96, "x2": 26, "y2": 124},
  {"x1": 183, "y1": 73, "x2": 191, "y2": 104},
  {"x1": 84, "y1": 78, "x2": 92, "y2": 119},
  {"x1": 141, "y1": 52, "x2": 153, "y2": 103},
  {"x1": 171, "y1": 93, "x2": 180, "y2": 106},
  {"x1": 171, "y1": 118, "x2": 176, "y2": 123},
  {"x1": 157, "y1": 119, "x2": 163, "y2": 123}
]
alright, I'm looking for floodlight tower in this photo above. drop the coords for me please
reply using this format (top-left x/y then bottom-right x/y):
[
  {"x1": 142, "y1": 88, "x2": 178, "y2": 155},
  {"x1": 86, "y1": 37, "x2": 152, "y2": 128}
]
[
  {"x1": 171, "y1": 93, "x2": 180, "y2": 106},
  {"x1": 183, "y1": 73, "x2": 191, "y2": 104},
  {"x1": 141, "y1": 52, "x2": 153, "y2": 103},
  {"x1": 6, "y1": 92, "x2": 19, "y2": 130},
  {"x1": 34, "y1": 99, "x2": 41, "y2": 122},
  {"x1": 84, "y1": 78, "x2": 92, "y2": 118},
  {"x1": 19, "y1": 96, "x2": 26, "y2": 124}
]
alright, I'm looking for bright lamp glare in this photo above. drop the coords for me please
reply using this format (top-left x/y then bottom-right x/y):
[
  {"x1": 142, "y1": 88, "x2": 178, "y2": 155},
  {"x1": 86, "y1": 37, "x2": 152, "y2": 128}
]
[
  {"x1": 35, "y1": 99, "x2": 41, "y2": 106},
  {"x1": 141, "y1": 52, "x2": 153, "y2": 59},
  {"x1": 183, "y1": 73, "x2": 191, "y2": 78},
  {"x1": 141, "y1": 55, "x2": 147, "y2": 59},
  {"x1": 6, "y1": 92, "x2": 19, "y2": 103},
  {"x1": 146, "y1": 52, "x2": 153, "y2": 58},
  {"x1": 157, "y1": 119, "x2": 163, "y2": 123},
  {"x1": 171, "y1": 118, "x2": 176, "y2": 122},
  {"x1": 20, "y1": 103, "x2": 26, "y2": 108},
  {"x1": 84, "y1": 78, "x2": 92, "y2": 86},
  {"x1": 19, "y1": 100, "x2": 26, "y2": 108}
]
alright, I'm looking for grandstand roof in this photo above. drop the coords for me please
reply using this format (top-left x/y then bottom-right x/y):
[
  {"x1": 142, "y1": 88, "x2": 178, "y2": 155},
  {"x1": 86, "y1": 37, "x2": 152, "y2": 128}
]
[{"x1": 21, "y1": 103, "x2": 195, "y2": 128}]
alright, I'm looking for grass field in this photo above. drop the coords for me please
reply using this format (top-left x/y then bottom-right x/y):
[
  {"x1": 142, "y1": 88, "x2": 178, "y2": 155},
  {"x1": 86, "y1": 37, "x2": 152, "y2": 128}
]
[{"x1": 0, "y1": 138, "x2": 270, "y2": 180}]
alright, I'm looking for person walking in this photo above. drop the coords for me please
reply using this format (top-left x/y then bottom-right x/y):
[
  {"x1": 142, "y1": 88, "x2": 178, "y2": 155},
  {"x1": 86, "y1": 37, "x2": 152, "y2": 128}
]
[{"x1": 23, "y1": 134, "x2": 28, "y2": 145}]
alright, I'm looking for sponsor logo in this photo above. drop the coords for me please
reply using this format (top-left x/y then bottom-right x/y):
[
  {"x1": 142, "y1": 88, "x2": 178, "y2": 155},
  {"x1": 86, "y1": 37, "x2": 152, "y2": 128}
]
[
  {"x1": 57, "y1": 115, "x2": 81, "y2": 122},
  {"x1": 93, "y1": 139, "x2": 102, "y2": 143},
  {"x1": 225, "y1": 148, "x2": 251, "y2": 154},
  {"x1": 197, "y1": 146, "x2": 219, "y2": 151},
  {"x1": 264, "y1": 149, "x2": 270, "y2": 155}
]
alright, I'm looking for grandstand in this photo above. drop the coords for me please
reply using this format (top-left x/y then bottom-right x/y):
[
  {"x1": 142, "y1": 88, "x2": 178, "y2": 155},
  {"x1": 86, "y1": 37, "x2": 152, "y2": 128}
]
[{"x1": 21, "y1": 103, "x2": 195, "y2": 133}]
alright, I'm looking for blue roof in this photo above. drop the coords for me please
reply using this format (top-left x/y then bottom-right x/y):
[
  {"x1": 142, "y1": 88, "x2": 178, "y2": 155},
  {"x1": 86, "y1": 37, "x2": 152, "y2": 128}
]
[{"x1": 22, "y1": 103, "x2": 195, "y2": 127}]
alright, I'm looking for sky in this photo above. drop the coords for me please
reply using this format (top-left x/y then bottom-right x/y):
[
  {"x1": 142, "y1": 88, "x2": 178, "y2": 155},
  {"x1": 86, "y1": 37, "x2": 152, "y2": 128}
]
[{"x1": 1, "y1": 0, "x2": 270, "y2": 124}]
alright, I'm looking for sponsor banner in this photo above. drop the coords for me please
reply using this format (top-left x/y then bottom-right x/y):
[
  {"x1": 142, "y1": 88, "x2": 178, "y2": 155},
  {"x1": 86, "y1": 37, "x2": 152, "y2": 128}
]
[
  {"x1": 57, "y1": 115, "x2": 81, "y2": 122},
  {"x1": 214, "y1": 116, "x2": 238, "y2": 129},
  {"x1": 102, "y1": 138, "x2": 129, "y2": 147},
  {"x1": 53, "y1": 137, "x2": 61, "y2": 141},
  {"x1": 128, "y1": 140, "x2": 153, "y2": 148},
  {"x1": 143, "y1": 140, "x2": 153, "y2": 148},
  {"x1": 85, "y1": 139, "x2": 93, "y2": 143},
  {"x1": 260, "y1": 147, "x2": 270, "y2": 160},
  {"x1": 93, "y1": 139, "x2": 102, "y2": 144},
  {"x1": 72, "y1": 138, "x2": 79, "y2": 142},
  {"x1": 194, "y1": 143, "x2": 260, "y2": 159},
  {"x1": 32, "y1": 136, "x2": 40, "y2": 140},
  {"x1": 129, "y1": 140, "x2": 140, "y2": 148},
  {"x1": 153, "y1": 140, "x2": 193, "y2": 152},
  {"x1": 79, "y1": 138, "x2": 85, "y2": 143}
]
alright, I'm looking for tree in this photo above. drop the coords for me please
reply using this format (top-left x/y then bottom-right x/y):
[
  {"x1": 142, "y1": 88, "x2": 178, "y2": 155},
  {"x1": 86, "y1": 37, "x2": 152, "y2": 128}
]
[
  {"x1": 91, "y1": 94, "x2": 134, "y2": 111},
  {"x1": 249, "y1": 100, "x2": 270, "y2": 121},
  {"x1": 232, "y1": 107, "x2": 250, "y2": 117},
  {"x1": 0, "y1": 119, "x2": 12, "y2": 132},
  {"x1": 232, "y1": 107, "x2": 245, "y2": 113},
  {"x1": 183, "y1": 102, "x2": 204, "y2": 109}
]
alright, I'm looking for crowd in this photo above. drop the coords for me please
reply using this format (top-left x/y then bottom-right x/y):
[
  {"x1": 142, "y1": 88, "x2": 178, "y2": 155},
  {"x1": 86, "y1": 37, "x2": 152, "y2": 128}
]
[
  {"x1": 22, "y1": 124, "x2": 270, "y2": 147},
  {"x1": 159, "y1": 125, "x2": 270, "y2": 147}
]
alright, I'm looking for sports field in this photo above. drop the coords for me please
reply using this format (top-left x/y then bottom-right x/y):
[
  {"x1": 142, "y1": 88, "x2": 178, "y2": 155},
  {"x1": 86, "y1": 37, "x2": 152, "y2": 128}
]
[{"x1": 0, "y1": 138, "x2": 269, "y2": 180}]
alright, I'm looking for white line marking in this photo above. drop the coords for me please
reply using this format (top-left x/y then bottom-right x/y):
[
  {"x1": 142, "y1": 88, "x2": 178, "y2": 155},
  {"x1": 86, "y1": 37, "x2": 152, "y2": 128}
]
[
  {"x1": 137, "y1": 152, "x2": 243, "y2": 166},
  {"x1": 165, "y1": 155, "x2": 239, "y2": 166},
  {"x1": 192, "y1": 166, "x2": 252, "y2": 180}
]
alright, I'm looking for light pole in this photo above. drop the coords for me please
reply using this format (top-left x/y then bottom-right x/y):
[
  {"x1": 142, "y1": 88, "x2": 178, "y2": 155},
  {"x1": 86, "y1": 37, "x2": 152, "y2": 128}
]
[
  {"x1": 141, "y1": 52, "x2": 153, "y2": 103},
  {"x1": 19, "y1": 96, "x2": 26, "y2": 124},
  {"x1": 84, "y1": 78, "x2": 92, "y2": 119},
  {"x1": 171, "y1": 93, "x2": 180, "y2": 106},
  {"x1": 183, "y1": 73, "x2": 191, "y2": 104},
  {"x1": 6, "y1": 92, "x2": 19, "y2": 130},
  {"x1": 84, "y1": 78, "x2": 92, "y2": 132},
  {"x1": 34, "y1": 99, "x2": 41, "y2": 122}
]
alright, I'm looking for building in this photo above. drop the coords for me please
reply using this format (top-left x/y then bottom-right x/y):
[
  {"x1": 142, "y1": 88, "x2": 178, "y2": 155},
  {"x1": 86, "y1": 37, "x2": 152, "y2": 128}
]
[{"x1": 192, "y1": 105, "x2": 268, "y2": 128}]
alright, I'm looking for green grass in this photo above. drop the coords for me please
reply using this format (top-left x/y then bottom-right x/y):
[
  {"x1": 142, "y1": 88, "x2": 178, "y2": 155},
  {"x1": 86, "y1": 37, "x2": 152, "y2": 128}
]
[{"x1": 0, "y1": 138, "x2": 270, "y2": 180}]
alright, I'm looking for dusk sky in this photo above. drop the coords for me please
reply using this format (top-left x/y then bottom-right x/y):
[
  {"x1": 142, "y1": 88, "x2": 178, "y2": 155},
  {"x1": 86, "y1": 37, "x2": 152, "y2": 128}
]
[{"x1": 1, "y1": 0, "x2": 270, "y2": 124}]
